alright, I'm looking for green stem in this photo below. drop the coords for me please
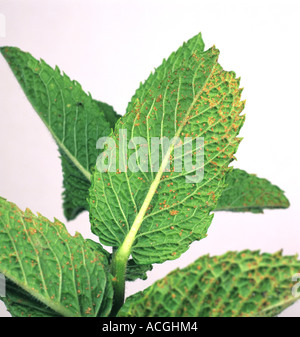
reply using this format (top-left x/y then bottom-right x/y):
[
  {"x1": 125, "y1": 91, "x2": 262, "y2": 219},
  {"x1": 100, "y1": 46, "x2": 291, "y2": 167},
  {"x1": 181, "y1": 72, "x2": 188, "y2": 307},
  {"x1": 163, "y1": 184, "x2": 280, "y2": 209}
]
[
  {"x1": 109, "y1": 143, "x2": 176, "y2": 316},
  {"x1": 110, "y1": 249, "x2": 129, "y2": 316},
  {"x1": 107, "y1": 77, "x2": 205, "y2": 316},
  {"x1": 109, "y1": 115, "x2": 194, "y2": 315}
]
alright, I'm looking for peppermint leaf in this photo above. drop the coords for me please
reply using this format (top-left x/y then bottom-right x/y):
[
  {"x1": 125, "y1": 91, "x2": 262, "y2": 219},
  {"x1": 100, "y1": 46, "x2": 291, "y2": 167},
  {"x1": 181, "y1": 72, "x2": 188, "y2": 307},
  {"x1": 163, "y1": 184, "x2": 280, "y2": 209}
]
[
  {"x1": 0, "y1": 197, "x2": 113, "y2": 317},
  {"x1": 89, "y1": 33, "x2": 245, "y2": 264},
  {"x1": 0, "y1": 47, "x2": 119, "y2": 220},
  {"x1": 216, "y1": 169, "x2": 290, "y2": 213},
  {"x1": 119, "y1": 250, "x2": 300, "y2": 317}
]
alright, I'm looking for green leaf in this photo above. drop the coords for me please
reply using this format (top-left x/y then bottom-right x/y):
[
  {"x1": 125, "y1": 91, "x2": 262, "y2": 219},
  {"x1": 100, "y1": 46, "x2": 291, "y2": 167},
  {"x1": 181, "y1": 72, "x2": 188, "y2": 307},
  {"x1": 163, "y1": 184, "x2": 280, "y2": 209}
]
[
  {"x1": 125, "y1": 260, "x2": 153, "y2": 282},
  {"x1": 59, "y1": 149, "x2": 90, "y2": 220},
  {"x1": 122, "y1": 167, "x2": 291, "y2": 281},
  {"x1": 216, "y1": 169, "x2": 290, "y2": 213},
  {"x1": 0, "y1": 197, "x2": 113, "y2": 317},
  {"x1": 0, "y1": 47, "x2": 119, "y2": 221},
  {"x1": 89, "y1": 33, "x2": 245, "y2": 265},
  {"x1": 119, "y1": 250, "x2": 300, "y2": 317},
  {"x1": 96, "y1": 100, "x2": 121, "y2": 130},
  {"x1": 84, "y1": 238, "x2": 111, "y2": 263},
  {"x1": 2, "y1": 279, "x2": 60, "y2": 317}
]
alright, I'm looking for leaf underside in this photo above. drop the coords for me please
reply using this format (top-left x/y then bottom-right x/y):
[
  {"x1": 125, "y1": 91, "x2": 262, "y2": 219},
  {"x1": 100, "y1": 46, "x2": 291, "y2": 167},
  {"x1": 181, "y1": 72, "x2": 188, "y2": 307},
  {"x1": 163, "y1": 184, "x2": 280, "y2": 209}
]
[
  {"x1": 59, "y1": 149, "x2": 91, "y2": 220},
  {"x1": 0, "y1": 47, "x2": 119, "y2": 221},
  {"x1": 119, "y1": 250, "x2": 300, "y2": 317},
  {"x1": 89, "y1": 33, "x2": 245, "y2": 265},
  {"x1": 215, "y1": 169, "x2": 290, "y2": 213},
  {"x1": 2, "y1": 279, "x2": 60, "y2": 317},
  {"x1": 0, "y1": 197, "x2": 113, "y2": 317},
  {"x1": 1, "y1": 44, "x2": 287, "y2": 224},
  {"x1": 0, "y1": 35, "x2": 294, "y2": 319}
]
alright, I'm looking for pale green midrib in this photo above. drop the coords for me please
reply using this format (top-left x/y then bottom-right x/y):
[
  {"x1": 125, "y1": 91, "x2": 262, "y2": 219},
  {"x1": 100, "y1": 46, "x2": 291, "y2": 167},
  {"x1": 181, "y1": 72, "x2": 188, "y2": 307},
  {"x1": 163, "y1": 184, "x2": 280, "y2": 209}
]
[
  {"x1": 117, "y1": 145, "x2": 174, "y2": 259},
  {"x1": 10, "y1": 300, "x2": 59, "y2": 316},
  {"x1": 117, "y1": 56, "x2": 218, "y2": 260},
  {"x1": 0, "y1": 268, "x2": 80, "y2": 317},
  {"x1": 48, "y1": 126, "x2": 91, "y2": 181},
  {"x1": 20, "y1": 96, "x2": 91, "y2": 181},
  {"x1": 258, "y1": 293, "x2": 300, "y2": 317},
  {"x1": 4, "y1": 284, "x2": 61, "y2": 315},
  {"x1": 5, "y1": 52, "x2": 92, "y2": 182}
]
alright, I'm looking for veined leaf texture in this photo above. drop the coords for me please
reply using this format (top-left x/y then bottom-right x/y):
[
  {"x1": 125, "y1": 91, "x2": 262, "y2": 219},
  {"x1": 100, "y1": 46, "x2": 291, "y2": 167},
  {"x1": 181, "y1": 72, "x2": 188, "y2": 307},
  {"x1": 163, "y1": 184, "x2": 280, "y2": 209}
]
[
  {"x1": 120, "y1": 251, "x2": 300, "y2": 317},
  {"x1": 89, "y1": 33, "x2": 246, "y2": 264}
]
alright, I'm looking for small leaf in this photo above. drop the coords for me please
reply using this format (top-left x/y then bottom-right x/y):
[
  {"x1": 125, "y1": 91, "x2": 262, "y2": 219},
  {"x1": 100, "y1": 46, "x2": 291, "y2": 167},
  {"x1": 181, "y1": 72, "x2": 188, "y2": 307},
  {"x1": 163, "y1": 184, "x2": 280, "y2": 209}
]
[
  {"x1": 0, "y1": 47, "x2": 119, "y2": 220},
  {"x1": 125, "y1": 260, "x2": 153, "y2": 282},
  {"x1": 89, "y1": 33, "x2": 245, "y2": 265},
  {"x1": 216, "y1": 169, "x2": 290, "y2": 213},
  {"x1": 95, "y1": 100, "x2": 121, "y2": 130},
  {"x1": 0, "y1": 197, "x2": 113, "y2": 317},
  {"x1": 119, "y1": 250, "x2": 300, "y2": 317}
]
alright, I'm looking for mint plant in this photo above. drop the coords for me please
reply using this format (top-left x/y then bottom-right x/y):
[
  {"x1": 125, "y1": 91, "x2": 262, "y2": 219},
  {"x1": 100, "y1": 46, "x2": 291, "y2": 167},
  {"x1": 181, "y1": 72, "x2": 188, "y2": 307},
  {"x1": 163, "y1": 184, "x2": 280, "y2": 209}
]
[{"x1": 0, "y1": 33, "x2": 298, "y2": 317}]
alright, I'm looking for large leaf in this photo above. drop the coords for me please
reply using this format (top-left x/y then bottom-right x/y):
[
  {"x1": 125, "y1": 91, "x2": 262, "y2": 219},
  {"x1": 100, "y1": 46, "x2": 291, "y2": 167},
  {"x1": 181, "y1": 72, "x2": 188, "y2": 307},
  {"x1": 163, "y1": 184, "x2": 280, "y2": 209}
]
[
  {"x1": 119, "y1": 250, "x2": 300, "y2": 317},
  {"x1": 89, "y1": 33, "x2": 245, "y2": 265},
  {"x1": 0, "y1": 197, "x2": 113, "y2": 317},
  {"x1": 0, "y1": 47, "x2": 119, "y2": 220},
  {"x1": 216, "y1": 169, "x2": 290, "y2": 213}
]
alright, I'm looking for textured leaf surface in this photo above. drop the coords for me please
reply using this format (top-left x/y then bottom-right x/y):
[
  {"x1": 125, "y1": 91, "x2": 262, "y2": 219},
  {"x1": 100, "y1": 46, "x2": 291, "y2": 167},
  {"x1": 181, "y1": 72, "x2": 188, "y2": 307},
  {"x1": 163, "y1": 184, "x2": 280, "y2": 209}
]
[
  {"x1": 0, "y1": 47, "x2": 118, "y2": 220},
  {"x1": 1, "y1": 279, "x2": 60, "y2": 317},
  {"x1": 59, "y1": 149, "x2": 90, "y2": 220},
  {"x1": 0, "y1": 197, "x2": 113, "y2": 317},
  {"x1": 89, "y1": 33, "x2": 245, "y2": 264},
  {"x1": 96, "y1": 100, "x2": 121, "y2": 129},
  {"x1": 119, "y1": 251, "x2": 300, "y2": 317},
  {"x1": 125, "y1": 260, "x2": 153, "y2": 282},
  {"x1": 216, "y1": 169, "x2": 290, "y2": 213}
]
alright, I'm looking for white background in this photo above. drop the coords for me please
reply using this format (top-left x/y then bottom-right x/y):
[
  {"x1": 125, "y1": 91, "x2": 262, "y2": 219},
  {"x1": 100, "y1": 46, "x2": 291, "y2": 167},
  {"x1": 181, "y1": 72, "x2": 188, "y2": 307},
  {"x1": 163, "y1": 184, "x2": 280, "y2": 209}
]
[{"x1": 0, "y1": 0, "x2": 299, "y2": 317}]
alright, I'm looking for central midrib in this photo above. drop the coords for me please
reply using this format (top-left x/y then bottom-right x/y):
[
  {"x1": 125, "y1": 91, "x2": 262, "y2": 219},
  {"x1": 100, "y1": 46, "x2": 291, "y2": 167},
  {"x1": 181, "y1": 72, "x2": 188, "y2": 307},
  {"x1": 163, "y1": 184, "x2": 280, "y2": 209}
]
[{"x1": 117, "y1": 56, "x2": 218, "y2": 258}]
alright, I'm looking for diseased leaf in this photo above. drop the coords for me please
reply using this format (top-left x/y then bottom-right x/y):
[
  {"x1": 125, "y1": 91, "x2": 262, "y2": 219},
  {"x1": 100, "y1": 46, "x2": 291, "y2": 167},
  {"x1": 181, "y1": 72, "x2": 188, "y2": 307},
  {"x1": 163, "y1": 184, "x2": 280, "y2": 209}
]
[
  {"x1": 0, "y1": 197, "x2": 113, "y2": 317},
  {"x1": 89, "y1": 33, "x2": 245, "y2": 264},
  {"x1": 84, "y1": 239, "x2": 111, "y2": 263},
  {"x1": 119, "y1": 250, "x2": 300, "y2": 317},
  {"x1": 216, "y1": 169, "x2": 290, "y2": 213},
  {"x1": 1, "y1": 279, "x2": 60, "y2": 317},
  {"x1": 0, "y1": 47, "x2": 119, "y2": 220}
]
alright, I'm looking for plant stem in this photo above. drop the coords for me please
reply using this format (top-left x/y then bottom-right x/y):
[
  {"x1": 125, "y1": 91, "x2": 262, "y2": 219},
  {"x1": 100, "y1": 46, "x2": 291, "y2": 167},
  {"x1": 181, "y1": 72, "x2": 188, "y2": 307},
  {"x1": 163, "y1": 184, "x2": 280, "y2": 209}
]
[
  {"x1": 110, "y1": 249, "x2": 129, "y2": 316},
  {"x1": 109, "y1": 144, "x2": 176, "y2": 316}
]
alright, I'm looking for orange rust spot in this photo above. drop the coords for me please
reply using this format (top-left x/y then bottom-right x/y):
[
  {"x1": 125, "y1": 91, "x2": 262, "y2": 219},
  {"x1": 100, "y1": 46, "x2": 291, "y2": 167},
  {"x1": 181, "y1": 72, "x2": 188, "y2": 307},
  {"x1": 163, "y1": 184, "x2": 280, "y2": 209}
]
[
  {"x1": 85, "y1": 307, "x2": 92, "y2": 315},
  {"x1": 156, "y1": 94, "x2": 162, "y2": 103}
]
